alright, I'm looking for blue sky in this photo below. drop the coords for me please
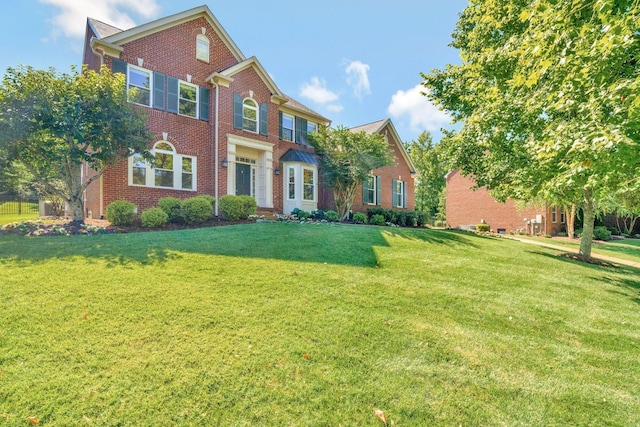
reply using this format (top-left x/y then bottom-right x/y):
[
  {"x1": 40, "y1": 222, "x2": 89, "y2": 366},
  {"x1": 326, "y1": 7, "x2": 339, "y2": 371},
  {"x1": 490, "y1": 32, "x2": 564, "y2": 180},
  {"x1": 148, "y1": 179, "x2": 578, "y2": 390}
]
[{"x1": 0, "y1": 0, "x2": 467, "y2": 143}]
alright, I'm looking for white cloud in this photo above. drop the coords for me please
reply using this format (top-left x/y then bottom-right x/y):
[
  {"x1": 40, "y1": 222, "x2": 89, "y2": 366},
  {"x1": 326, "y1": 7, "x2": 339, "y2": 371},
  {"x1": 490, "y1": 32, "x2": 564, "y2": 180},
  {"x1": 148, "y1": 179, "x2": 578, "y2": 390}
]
[
  {"x1": 39, "y1": 0, "x2": 161, "y2": 39},
  {"x1": 387, "y1": 84, "x2": 451, "y2": 132},
  {"x1": 299, "y1": 77, "x2": 343, "y2": 112},
  {"x1": 345, "y1": 60, "x2": 371, "y2": 100}
]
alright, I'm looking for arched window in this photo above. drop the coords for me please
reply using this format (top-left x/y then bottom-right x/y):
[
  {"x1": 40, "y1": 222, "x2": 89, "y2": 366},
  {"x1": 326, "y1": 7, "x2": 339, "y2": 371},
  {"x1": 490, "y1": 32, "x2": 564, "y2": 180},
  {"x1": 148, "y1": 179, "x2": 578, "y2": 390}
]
[
  {"x1": 242, "y1": 98, "x2": 258, "y2": 132},
  {"x1": 129, "y1": 141, "x2": 196, "y2": 190},
  {"x1": 196, "y1": 34, "x2": 210, "y2": 62}
]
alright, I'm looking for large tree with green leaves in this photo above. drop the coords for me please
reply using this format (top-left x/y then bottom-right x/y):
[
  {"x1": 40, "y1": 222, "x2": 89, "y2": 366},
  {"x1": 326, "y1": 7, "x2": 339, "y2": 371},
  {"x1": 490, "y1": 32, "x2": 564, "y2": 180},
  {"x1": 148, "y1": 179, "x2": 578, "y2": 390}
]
[
  {"x1": 308, "y1": 126, "x2": 394, "y2": 221},
  {"x1": 404, "y1": 131, "x2": 447, "y2": 216},
  {"x1": 423, "y1": 0, "x2": 639, "y2": 259},
  {"x1": 0, "y1": 65, "x2": 154, "y2": 222}
]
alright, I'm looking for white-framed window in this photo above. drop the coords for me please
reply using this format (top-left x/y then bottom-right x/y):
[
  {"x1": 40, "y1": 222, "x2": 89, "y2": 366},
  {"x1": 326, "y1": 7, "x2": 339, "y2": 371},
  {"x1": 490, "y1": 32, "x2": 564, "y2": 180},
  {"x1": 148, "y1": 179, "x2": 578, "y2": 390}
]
[
  {"x1": 287, "y1": 166, "x2": 296, "y2": 200},
  {"x1": 196, "y1": 34, "x2": 210, "y2": 62},
  {"x1": 127, "y1": 65, "x2": 152, "y2": 107},
  {"x1": 366, "y1": 175, "x2": 377, "y2": 205},
  {"x1": 129, "y1": 141, "x2": 196, "y2": 191},
  {"x1": 393, "y1": 179, "x2": 406, "y2": 208},
  {"x1": 243, "y1": 98, "x2": 258, "y2": 132},
  {"x1": 303, "y1": 168, "x2": 315, "y2": 201},
  {"x1": 307, "y1": 122, "x2": 318, "y2": 134},
  {"x1": 179, "y1": 81, "x2": 198, "y2": 118},
  {"x1": 560, "y1": 209, "x2": 566, "y2": 223},
  {"x1": 552, "y1": 206, "x2": 557, "y2": 223},
  {"x1": 282, "y1": 113, "x2": 294, "y2": 141}
]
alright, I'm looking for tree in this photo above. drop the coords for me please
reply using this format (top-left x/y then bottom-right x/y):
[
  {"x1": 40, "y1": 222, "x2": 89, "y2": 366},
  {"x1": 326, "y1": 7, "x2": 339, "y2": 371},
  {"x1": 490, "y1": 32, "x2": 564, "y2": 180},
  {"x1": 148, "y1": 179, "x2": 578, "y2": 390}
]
[
  {"x1": 307, "y1": 126, "x2": 394, "y2": 221},
  {"x1": 404, "y1": 131, "x2": 447, "y2": 217},
  {"x1": 422, "y1": 0, "x2": 639, "y2": 260},
  {"x1": 0, "y1": 65, "x2": 154, "y2": 222}
]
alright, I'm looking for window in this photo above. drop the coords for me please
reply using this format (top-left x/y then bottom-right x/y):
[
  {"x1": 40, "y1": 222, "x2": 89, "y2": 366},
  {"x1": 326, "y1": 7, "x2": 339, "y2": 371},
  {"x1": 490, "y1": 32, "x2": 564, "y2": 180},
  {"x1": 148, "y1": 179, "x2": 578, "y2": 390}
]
[
  {"x1": 243, "y1": 99, "x2": 258, "y2": 132},
  {"x1": 303, "y1": 168, "x2": 315, "y2": 201},
  {"x1": 552, "y1": 206, "x2": 557, "y2": 223},
  {"x1": 288, "y1": 166, "x2": 296, "y2": 200},
  {"x1": 307, "y1": 122, "x2": 318, "y2": 134},
  {"x1": 179, "y1": 81, "x2": 198, "y2": 118},
  {"x1": 282, "y1": 113, "x2": 294, "y2": 141},
  {"x1": 393, "y1": 179, "x2": 406, "y2": 208},
  {"x1": 129, "y1": 141, "x2": 196, "y2": 190},
  {"x1": 196, "y1": 34, "x2": 210, "y2": 62},
  {"x1": 363, "y1": 175, "x2": 381, "y2": 205},
  {"x1": 127, "y1": 66, "x2": 151, "y2": 106},
  {"x1": 560, "y1": 209, "x2": 566, "y2": 223}
]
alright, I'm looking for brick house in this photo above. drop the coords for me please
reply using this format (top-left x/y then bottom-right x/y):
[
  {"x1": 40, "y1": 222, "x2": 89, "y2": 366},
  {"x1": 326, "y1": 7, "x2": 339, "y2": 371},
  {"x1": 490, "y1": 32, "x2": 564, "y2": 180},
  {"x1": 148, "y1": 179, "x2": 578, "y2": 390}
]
[
  {"x1": 445, "y1": 169, "x2": 566, "y2": 235},
  {"x1": 81, "y1": 5, "x2": 415, "y2": 219}
]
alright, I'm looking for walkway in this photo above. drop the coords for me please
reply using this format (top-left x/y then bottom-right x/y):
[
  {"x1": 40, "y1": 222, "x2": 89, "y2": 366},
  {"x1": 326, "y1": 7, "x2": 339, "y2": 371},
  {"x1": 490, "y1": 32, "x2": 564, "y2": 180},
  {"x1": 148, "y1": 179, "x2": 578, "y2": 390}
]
[{"x1": 510, "y1": 237, "x2": 640, "y2": 269}]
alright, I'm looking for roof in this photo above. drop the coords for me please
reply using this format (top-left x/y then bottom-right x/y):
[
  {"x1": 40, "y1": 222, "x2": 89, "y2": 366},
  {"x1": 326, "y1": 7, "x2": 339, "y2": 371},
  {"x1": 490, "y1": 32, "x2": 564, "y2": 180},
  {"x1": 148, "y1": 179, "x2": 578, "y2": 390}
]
[
  {"x1": 282, "y1": 95, "x2": 330, "y2": 124},
  {"x1": 350, "y1": 118, "x2": 417, "y2": 174},
  {"x1": 97, "y1": 5, "x2": 246, "y2": 62},
  {"x1": 279, "y1": 149, "x2": 319, "y2": 165},
  {"x1": 88, "y1": 18, "x2": 123, "y2": 39}
]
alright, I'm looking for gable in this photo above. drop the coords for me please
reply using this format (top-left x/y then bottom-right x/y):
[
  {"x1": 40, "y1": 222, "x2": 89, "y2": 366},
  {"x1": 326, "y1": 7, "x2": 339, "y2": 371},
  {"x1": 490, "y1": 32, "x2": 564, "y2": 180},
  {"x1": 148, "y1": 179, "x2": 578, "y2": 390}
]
[{"x1": 351, "y1": 119, "x2": 417, "y2": 175}]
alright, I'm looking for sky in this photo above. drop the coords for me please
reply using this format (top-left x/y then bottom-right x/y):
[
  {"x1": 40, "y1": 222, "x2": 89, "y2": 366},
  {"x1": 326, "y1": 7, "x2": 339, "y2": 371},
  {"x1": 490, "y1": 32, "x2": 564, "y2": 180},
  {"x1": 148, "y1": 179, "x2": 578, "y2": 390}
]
[{"x1": 0, "y1": 0, "x2": 468, "y2": 143}]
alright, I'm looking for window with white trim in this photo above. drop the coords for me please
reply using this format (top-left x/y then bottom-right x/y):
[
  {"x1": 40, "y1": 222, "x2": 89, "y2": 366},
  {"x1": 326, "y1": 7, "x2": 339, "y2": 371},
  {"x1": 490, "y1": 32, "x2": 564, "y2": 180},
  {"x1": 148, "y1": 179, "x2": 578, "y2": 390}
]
[
  {"x1": 127, "y1": 66, "x2": 152, "y2": 106},
  {"x1": 560, "y1": 209, "x2": 566, "y2": 223},
  {"x1": 243, "y1": 98, "x2": 258, "y2": 132},
  {"x1": 303, "y1": 168, "x2": 315, "y2": 201},
  {"x1": 129, "y1": 141, "x2": 196, "y2": 190},
  {"x1": 287, "y1": 166, "x2": 296, "y2": 200},
  {"x1": 307, "y1": 122, "x2": 318, "y2": 134},
  {"x1": 393, "y1": 179, "x2": 406, "y2": 208},
  {"x1": 282, "y1": 113, "x2": 294, "y2": 141},
  {"x1": 179, "y1": 81, "x2": 198, "y2": 118},
  {"x1": 196, "y1": 34, "x2": 210, "y2": 62},
  {"x1": 552, "y1": 206, "x2": 557, "y2": 223}
]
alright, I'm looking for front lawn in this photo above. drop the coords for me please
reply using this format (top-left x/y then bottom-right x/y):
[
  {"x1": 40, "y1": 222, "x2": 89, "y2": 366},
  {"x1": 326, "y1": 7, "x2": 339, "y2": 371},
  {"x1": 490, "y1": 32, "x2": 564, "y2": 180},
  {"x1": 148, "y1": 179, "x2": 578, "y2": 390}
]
[
  {"x1": 1, "y1": 224, "x2": 639, "y2": 426},
  {"x1": 520, "y1": 235, "x2": 640, "y2": 264}
]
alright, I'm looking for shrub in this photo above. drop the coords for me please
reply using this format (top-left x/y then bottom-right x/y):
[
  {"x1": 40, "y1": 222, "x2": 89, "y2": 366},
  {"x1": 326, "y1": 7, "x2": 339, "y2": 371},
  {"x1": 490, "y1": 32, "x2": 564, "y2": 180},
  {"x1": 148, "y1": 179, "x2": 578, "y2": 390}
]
[
  {"x1": 404, "y1": 211, "x2": 417, "y2": 227},
  {"x1": 593, "y1": 226, "x2": 612, "y2": 241},
  {"x1": 310, "y1": 209, "x2": 325, "y2": 220},
  {"x1": 324, "y1": 210, "x2": 340, "y2": 222},
  {"x1": 353, "y1": 212, "x2": 367, "y2": 224},
  {"x1": 292, "y1": 208, "x2": 310, "y2": 220},
  {"x1": 158, "y1": 197, "x2": 183, "y2": 223},
  {"x1": 391, "y1": 211, "x2": 407, "y2": 227},
  {"x1": 141, "y1": 207, "x2": 168, "y2": 228},
  {"x1": 181, "y1": 197, "x2": 213, "y2": 225},
  {"x1": 416, "y1": 211, "x2": 427, "y2": 227},
  {"x1": 195, "y1": 195, "x2": 216, "y2": 217},
  {"x1": 367, "y1": 207, "x2": 391, "y2": 222},
  {"x1": 370, "y1": 214, "x2": 385, "y2": 226},
  {"x1": 434, "y1": 220, "x2": 446, "y2": 228},
  {"x1": 557, "y1": 232, "x2": 568, "y2": 237},
  {"x1": 106, "y1": 200, "x2": 136, "y2": 226},
  {"x1": 476, "y1": 223, "x2": 490, "y2": 232},
  {"x1": 219, "y1": 195, "x2": 257, "y2": 221}
]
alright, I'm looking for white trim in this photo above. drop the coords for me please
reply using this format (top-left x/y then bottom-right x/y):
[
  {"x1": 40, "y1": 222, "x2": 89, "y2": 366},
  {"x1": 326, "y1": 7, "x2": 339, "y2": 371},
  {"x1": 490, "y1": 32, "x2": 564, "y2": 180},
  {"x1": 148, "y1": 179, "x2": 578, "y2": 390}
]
[
  {"x1": 127, "y1": 64, "x2": 152, "y2": 107},
  {"x1": 282, "y1": 113, "x2": 294, "y2": 141},
  {"x1": 128, "y1": 140, "x2": 197, "y2": 191},
  {"x1": 178, "y1": 80, "x2": 199, "y2": 118},
  {"x1": 242, "y1": 97, "x2": 258, "y2": 133},
  {"x1": 226, "y1": 134, "x2": 274, "y2": 208},
  {"x1": 196, "y1": 34, "x2": 210, "y2": 63}
]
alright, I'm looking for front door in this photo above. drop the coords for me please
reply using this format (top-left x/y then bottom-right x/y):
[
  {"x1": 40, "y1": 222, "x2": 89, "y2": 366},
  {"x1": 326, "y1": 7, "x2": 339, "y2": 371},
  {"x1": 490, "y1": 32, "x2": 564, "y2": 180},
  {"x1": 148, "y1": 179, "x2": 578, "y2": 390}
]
[{"x1": 236, "y1": 163, "x2": 251, "y2": 196}]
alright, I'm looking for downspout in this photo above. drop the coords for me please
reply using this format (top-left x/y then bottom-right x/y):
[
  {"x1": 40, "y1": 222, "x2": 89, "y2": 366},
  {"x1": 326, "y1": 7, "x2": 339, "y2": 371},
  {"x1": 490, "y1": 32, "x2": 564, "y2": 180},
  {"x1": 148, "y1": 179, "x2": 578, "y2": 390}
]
[{"x1": 214, "y1": 82, "x2": 220, "y2": 217}]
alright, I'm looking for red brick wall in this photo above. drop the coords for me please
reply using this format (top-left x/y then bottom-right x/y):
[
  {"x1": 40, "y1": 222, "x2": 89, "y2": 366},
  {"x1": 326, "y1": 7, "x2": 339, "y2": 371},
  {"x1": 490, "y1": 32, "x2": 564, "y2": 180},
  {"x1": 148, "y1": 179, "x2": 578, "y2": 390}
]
[{"x1": 445, "y1": 169, "x2": 567, "y2": 235}]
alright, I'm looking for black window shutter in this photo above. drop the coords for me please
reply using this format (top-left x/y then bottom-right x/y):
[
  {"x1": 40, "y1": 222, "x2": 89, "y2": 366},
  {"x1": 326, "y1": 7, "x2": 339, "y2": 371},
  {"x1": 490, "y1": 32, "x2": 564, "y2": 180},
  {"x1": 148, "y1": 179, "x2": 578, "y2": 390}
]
[
  {"x1": 259, "y1": 102, "x2": 268, "y2": 136},
  {"x1": 167, "y1": 77, "x2": 179, "y2": 114},
  {"x1": 112, "y1": 58, "x2": 127, "y2": 78},
  {"x1": 295, "y1": 117, "x2": 304, "y2": 144},
  {"x1": 233, "y1": 92, "x2": 243, "y2": 129},
  {"x1": 153, "y1": 71, "x2": 165, "y2": 110},
  {"x1": 278, "y1": 111, "x2": 284, "y2": 139},
  {"x1": 376, "y1": 176, "x2": 382, "y2": 206},
  {"x1": 392, "y1": 179, "x2": 398, "y2": 207},
  {"x1": 199, "y1": 86, "x2": 210, "y2": 121}
]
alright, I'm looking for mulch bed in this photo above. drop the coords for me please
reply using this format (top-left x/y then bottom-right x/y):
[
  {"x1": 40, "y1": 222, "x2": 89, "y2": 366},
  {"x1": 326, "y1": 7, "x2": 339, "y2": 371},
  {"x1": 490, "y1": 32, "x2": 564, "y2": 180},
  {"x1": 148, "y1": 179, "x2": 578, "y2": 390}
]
[{"x1": 557, "y1": 252, "x2": 619, "y2": 268}]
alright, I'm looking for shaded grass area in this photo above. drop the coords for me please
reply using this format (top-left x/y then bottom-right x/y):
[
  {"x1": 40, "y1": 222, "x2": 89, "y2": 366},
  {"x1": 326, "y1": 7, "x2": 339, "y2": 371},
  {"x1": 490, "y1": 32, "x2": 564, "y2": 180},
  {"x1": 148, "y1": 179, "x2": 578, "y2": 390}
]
[
  {"x1": 520, "y1": 235, "x2": 640, "y2": 263},
  {"x1": 1, "y1": 224, "x2": 639, "y2": 426}
]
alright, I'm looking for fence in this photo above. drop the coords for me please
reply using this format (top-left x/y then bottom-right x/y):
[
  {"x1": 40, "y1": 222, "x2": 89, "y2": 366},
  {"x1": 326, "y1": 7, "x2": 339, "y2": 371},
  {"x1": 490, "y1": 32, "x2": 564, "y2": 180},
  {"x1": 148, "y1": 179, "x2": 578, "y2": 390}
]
[{"x1": 0, "y1": 193, "x2": 40, "y2": 216}]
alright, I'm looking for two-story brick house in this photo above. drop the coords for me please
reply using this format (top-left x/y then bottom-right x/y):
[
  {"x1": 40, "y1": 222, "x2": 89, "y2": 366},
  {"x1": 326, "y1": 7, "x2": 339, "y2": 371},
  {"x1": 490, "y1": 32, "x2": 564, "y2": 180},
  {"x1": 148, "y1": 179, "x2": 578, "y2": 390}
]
[{"x1": 81, "y1": 5, "x2": 415, "y2": 219}]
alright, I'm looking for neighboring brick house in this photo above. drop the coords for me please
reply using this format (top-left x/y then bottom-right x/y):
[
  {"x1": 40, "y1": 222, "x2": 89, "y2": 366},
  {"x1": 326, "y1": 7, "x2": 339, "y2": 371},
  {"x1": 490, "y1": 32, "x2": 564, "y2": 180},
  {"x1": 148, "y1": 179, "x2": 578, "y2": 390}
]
[
  {"x1": 445, "y1": 169, "x2": 566, "y2": 235},
  {"x1": 81, "y1": 5, "x2": 415, "y2": 219}
]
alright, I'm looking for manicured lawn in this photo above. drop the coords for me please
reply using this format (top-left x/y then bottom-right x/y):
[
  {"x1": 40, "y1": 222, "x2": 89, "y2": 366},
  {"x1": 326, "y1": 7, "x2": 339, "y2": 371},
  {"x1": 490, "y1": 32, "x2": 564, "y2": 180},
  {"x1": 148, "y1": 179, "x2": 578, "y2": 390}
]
[
  {"x1": 1, "y1": 224, "x2": 639, "y2": 426},
  {"x1": 0, "y1": 201, "x2": 39, "y2": 225}
]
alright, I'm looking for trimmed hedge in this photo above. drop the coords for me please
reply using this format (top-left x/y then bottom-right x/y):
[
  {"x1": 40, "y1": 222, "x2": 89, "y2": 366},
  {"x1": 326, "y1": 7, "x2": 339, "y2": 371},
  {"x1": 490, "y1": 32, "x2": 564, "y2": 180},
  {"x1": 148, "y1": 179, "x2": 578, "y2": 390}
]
[
  {"x1": 181, "y1": 197, "x2": 213, "y2": 225},
  {"x1": 324, "y1": 210, "x2": 340, "y2": 222},
  {"x1": 106, "y1": 200, "x2": 136, "y2": 226},
  {"x1": 366, "y1": 208, "x2": 425, "y2": 227},
  {"x1": 141, "y1": 207, "x2": 168, "y2": 228},
  {"x1": 477, "y1": 223, "x2": 490, "y2": 232},
  {"x1": 219, "y1": 195, "x2": 257, "y2": 221},
  {"x1": 370, "y1": 214, "x2": 385, "y2": 226},
  {"x1": 353, "y1": 212, "x2": 367, "y2": 224},
  {"x1": 158, "y1": 197, "x2": 183, "y2": 224}
]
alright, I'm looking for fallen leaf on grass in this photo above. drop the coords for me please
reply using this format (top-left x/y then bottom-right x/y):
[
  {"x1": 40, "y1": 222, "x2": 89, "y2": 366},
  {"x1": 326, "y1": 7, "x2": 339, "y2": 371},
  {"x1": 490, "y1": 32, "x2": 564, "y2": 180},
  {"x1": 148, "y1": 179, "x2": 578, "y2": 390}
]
[
  {"x1": 302, "y1": 353, "x2": 310, "y2": 359},
  {"x1": 374, "y1": 409, "x2": 386, "y2": 424},
  {"x1": 27, "y1": 417, "x2": 39, "y2": 425}
]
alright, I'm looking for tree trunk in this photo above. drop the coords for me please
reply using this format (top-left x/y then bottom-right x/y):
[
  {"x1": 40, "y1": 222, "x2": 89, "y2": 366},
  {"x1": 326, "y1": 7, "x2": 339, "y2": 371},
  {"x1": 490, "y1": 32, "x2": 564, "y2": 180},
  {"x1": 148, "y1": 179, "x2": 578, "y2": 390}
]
[
  {"x1": 565, "y1": 205, "x2": 576, "y2": 239},
  {"x1": 66, "y1": 162, "x2": 85, "y2": 223},
  {"x1": 579, "y1": 189, "x2": 595, "y2": 259}
]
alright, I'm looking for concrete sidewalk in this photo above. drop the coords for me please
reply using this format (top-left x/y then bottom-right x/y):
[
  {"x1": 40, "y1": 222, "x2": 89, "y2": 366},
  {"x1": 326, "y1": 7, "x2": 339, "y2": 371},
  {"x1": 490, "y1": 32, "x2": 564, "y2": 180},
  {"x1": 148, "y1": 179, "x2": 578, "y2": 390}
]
[{"x1": 510, "y1": 237, "x2": 640, "y2": 269}]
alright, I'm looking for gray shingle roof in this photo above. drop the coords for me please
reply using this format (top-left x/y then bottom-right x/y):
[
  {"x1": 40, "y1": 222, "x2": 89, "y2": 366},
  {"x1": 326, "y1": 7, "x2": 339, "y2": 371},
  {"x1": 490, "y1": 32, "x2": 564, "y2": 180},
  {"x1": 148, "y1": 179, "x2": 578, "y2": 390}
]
[
  {"x1": 88, "y1": 18, "x2": 124, "y2": 39},
  {"x1": 350, "y1": 119, "x2": 387, "y2": 134}
]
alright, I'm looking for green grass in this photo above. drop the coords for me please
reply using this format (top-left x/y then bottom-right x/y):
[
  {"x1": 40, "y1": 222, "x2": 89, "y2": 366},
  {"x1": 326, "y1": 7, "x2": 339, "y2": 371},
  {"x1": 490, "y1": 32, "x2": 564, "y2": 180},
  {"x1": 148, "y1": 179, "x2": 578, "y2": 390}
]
[
  {"x1": 0, "y1": 201, "x2": 39, "y2": 225},
  {"x1": 1, "y1": 224, "x2": 639, "y2": 426},
  {"x1": 521, "y1": 235, "x2": 640, "y2": 263}
]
